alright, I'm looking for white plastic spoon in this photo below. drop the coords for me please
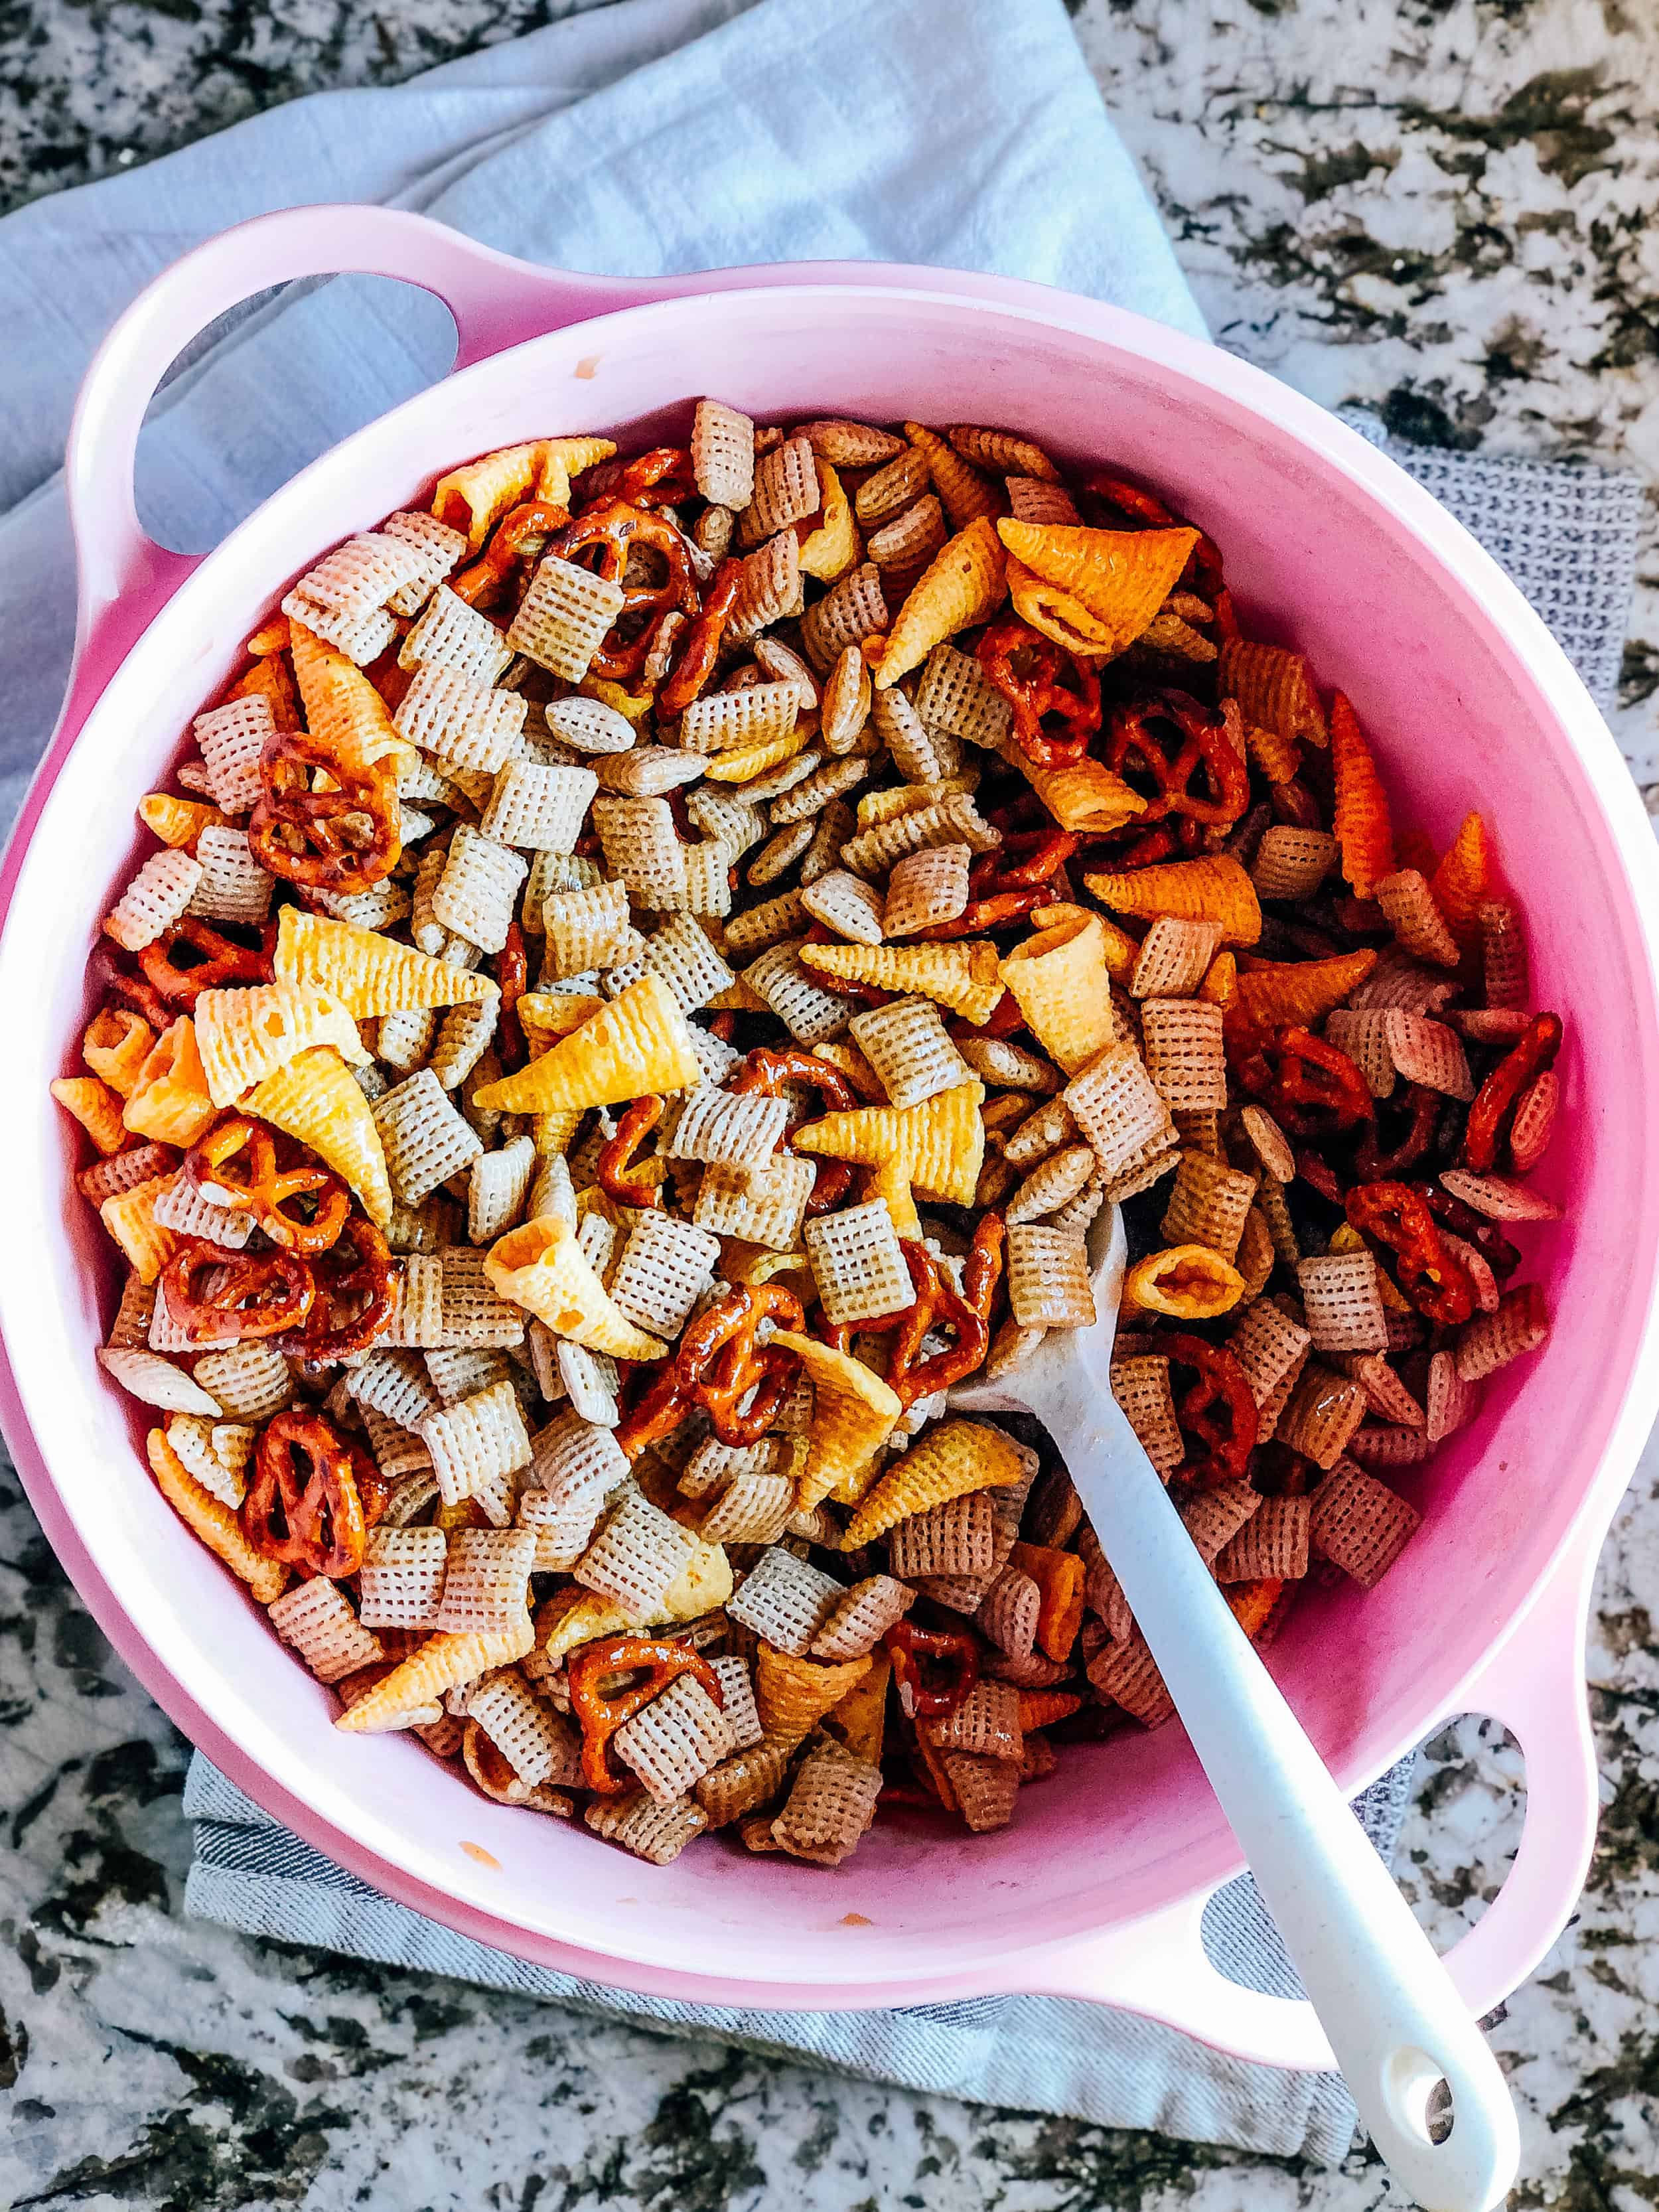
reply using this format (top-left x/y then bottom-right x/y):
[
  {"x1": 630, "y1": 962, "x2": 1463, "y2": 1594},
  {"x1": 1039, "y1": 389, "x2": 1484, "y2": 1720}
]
[{"x1": 953, "y1": 1205, "x2": 1519, "y2": 2212}]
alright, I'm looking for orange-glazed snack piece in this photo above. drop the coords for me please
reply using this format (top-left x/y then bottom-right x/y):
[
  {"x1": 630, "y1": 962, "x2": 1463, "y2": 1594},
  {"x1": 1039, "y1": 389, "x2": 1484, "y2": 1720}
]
[
  {"x1": 1007, "y1": 1542, "x2": 1085, "y2": 1662},
  {"x1": 1329, "y1": 691, "x2": 1396, "y2": 900},
  {"x1": 122, "y1": 1017, "x2": 217, "y2": 1146},
  {"x1": 1429, "y1": 810, "x2": 1492, "y2": 949}
]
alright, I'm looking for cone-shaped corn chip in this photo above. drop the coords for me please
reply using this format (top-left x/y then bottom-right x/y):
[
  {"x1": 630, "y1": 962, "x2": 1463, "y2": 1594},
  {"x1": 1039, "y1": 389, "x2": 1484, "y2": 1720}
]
[
  {"x1": 147, "y1": 1429, "x2": 288, "y2": 1603},
  {"x1": 997, "y1": 521, "x2": 1196, "y2": 654},
  {"x1": 1429, "y1": 810, "x2": 1490, "y2": 950},
  {"x1": 432, "y1": 441, "x2": 545, "y2": 549},
  {"x1": 841, "y1": 1418, "x2": 1028, "y2": 1549},
  {"x1": 1003, "y1": 552, "x2": 1118, "y2": 657},
  {"x1": 140, "y1": 792, "x2": 224, "y2": 847},
  {"x1": 1329, "y1": 692, "x2": 1396, "y2": 901},
  {"x1": 1217, "y1": 638, "x2": 1327, "y2": 745},
  {"x1": 755, "y1": 1643, "x2": 871, "y2": 1745},
  {"x1": 52, "y1": 1075, "x2": 127, "y2": 1154},
  {"x1": 771, "y1": 1330, "x2": 902, "y2": 1509},
  {"x1": 799, "y1": 940, "x2": 1003, "y2": 1025},
  {"x1": 431, "y1": 437, "x2": 614, "y2": 550},
  {"x1": 701, "y1": 729, "x2": 812, "y2": 784},
  {"x1": 230, "y1": 648, "x2": 299, "y2": 727},
  {"x1": 100, "y1": 1176, "x2": 180, "y2": 1283},
  {"x1": 1226, "y1": 1579, "x2": 1285, "y2": 1639},
  {"x1": 868, "y1": 1160, "x2": 922, "y2": 1240},
  {"x1": 194, "y1": 982, "x2": 368, "y2": 1108},
  {"x1": 903, "y1": 422, "x2": 1001, "y2": 530},
  {"x1": 874, "y1": 518, "x2": 1007, "y2": 689},
  {"x1": 472, "y1": 974, "x2": 702, "y2": 1114},
  {"x1": 1243, "y1": 719, "x2": 1303, "y2": 786},
  {"x1": 579, "y1": 675, "x2": 656, "y2": 728},
  {"x1": 485, "y1": 1215, "x2": 666, "y2": 1361},
  {"x1": 335, "y1": 1617, "x2": 536, "y2": 1732},
  {"x1": 517, "y1": 992, "x2": 607, "y2": 1056},
  {"x1": 950, "y1": 426, "x2": 1060, "y2": 482},
  {"x1": 999, "y1": 916, "x2": 1119, "y2": 1074},
  {"x1": 275, "y1": 908, "x2": 492, "y2": 1017},
  {"x1": 1083, "y1": 855, "x2": 1262, "y2": 946},
  {"x1": 1123, "y1": 1243, "x2": 1245, "y2": 1320},
  {"x1": 794, "y1": 1081, "x2": 983, "y2": 1205},
  {"x1": 994, "y1": 727, "x2": 1145, "y2": 832},
  {"x1": 855, "y1": 777, "x2": 979, "y2": 828},
  {"x1": 1228, "y1": 949, "x2": 1378, "y2": 1041},
  {"x1": 84, "y1": 1007, "x2": 155, "y2": 1098},
  {"x1": 244, "y1": 1045, "x2": 393, "y2": 1227},
  {"x1": 289, "y1": 620, "x2": 413, "y2": 775},
  {"x1": 122, "y1": 1017, "x2": 218, "y2": 1145},
  {"x1": 825, "y1": 1649, "x2": 891, "y2": 1764},
  {"x1": 707, "y1": 975, "x2": 771, "y2": 1014},
  {"x1": 541, "y1": 1540, "x2": 732, "y2": 1660},
  {"x1": 798, "y1": 461, "x2": 859, "y2": 581},
  {"x1": 534, "y1": 435, "x2": 617, "y2": 511},
  {"x1": 1199, "y1": 950, "x2": 1238, "y2": 1007},
  {"x1": 1008, "y1": 1540, "x2": 1086, "y2": 1662}
]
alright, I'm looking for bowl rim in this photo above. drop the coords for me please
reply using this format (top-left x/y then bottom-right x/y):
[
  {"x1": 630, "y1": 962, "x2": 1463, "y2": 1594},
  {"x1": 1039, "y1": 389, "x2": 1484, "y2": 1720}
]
[{"x1": 5, "y1": 269, "x2": 1659, "y2": 2003}]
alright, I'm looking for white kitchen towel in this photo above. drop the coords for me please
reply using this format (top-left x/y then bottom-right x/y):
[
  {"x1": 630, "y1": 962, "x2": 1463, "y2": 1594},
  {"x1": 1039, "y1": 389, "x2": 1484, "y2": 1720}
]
[{"x1": 0, "y1": 0, "x2": 1636, "y2": 2169}]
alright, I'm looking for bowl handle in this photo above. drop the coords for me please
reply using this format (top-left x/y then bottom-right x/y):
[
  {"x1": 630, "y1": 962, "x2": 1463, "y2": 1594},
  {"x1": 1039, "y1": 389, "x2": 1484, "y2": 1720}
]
[
  {"x1": 58, "y1": 203, "x2": 674, "y2": 736},
  {"x1": 1011, "y1": 1516, "x2": 1601, "y2": 2079}
]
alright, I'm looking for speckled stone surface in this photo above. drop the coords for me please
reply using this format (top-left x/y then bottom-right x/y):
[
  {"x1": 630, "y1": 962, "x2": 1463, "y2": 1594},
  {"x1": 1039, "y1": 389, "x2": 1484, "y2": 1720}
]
[{"x1": 3, "y1": 3, "x2": 1659, "y2": 2206}]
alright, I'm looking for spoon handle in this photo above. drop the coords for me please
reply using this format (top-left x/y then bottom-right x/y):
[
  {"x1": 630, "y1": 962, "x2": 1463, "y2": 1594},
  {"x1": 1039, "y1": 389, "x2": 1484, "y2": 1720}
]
[{"x1": 1045, "y1": 1390, "x2": 1519, "y2": 2212}]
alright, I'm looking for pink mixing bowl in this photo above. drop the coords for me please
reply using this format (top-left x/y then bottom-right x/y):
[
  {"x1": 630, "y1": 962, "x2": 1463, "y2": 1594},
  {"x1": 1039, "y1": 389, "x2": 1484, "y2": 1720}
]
[{"x1": 4, "y1": 205, "x2": 1658, "y2": 2069}]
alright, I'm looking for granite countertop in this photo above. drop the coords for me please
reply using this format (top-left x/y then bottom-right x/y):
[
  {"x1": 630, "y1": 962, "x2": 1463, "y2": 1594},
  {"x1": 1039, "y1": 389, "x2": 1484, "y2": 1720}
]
[{"x1": 3, "y1": 1, "x2": 1659, "y2": 2205}]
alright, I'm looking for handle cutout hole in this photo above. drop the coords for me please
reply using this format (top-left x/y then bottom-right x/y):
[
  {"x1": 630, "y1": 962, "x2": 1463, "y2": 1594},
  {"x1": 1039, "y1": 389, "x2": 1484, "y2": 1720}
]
[
  {"x1": 1200, "y1": 1714, "x2": 1529, "y2": 2006},
  {"x1": 134, "y1": 274, "x2": 459, "y2": 557},
  {"x1": 1386, "y1": 2047, "x2": 1456, "y2": 2146},
  {"x1": 1398, "y1": 1716, "x2": 1527, "y2": 1953}
]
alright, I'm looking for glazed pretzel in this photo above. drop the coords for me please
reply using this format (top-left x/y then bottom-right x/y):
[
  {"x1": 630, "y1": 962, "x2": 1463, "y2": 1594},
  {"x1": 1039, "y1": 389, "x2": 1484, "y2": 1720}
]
[
  {"x1": 597, "y1": 1097, "x2": 666, "y2": 1210},
  {"x1": 546, "y1": 500, "x2": 701, "y2": 683},
  {"x1": 248, "y1": 729, "x2": 400, "y2": 893},
  {"x1": 159, "y1": 1237, "x2": 315, "y2": 1345},
  {"x1": 819, "y1": 1213, "x2": 1005, "y2": 1405},
  {"x1": 1105, "y1": 690, "x2": 1250, "y2": 832},
  {"x1": 578, "y1": 447, "x2": 698, "y2": 512},
  {"x1": 912, "y1": 831, "x2": 1079, "y2": 942},
  {"x1": 448, "y1": 500, "x2": 570, "y2": 609},
  {"x1": 884, "y1": 1621, "x2": 979, "y2": 1720},
  {"x1": 1236, "y1": 1026, "x2": 1374, "y2": 1139},
  {"x1": 277, "y1": 1215, "x2": 396, "y2": 1364},
  {"x1": 495, "y1": 920, "x2": 530, "y2": 1073},
  {"x1": 241, "y1": 1408, "x2": 368, "y2": 1579},
  {"x1": 658, "y1": 557, "x2": 743, "y2": 717},
  {"x1": 977, "y1": 615, "x2": 1102, "y2": 769},
  {"x1": 136, "y1": 917, "x2": 273, "y2": 1009},
  {"x1": 728, "y1": 1047, "x2": 859, "y2": 1214},
  {"x1": 1163, "y1": 1333, "x2": 1258, "y2": 1487},
  {"x1": 1346, "y1": 1181, "x2": 1476, "y2": 1329},
  {"x1": 615, "y1": 1282, "x2": 805, "y2": 1459},
  {"x1": 567, "y1": 1634, "x2": 725, "y2": 1794},
  {"x1": 186, "y1": 1114, "x2": 350, "y2": 1254}
]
